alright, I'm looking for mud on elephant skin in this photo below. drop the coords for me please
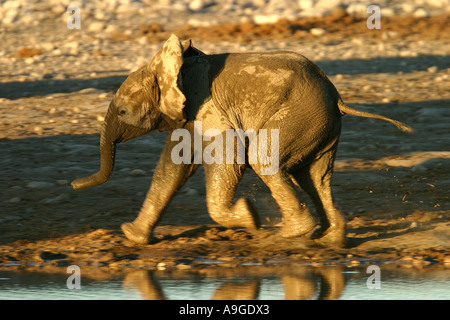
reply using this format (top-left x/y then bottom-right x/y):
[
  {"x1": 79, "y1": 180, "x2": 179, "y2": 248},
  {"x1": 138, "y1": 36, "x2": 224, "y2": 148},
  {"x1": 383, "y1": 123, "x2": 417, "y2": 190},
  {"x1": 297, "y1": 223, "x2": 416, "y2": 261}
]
[{"x1": 71, "y1": 34, "x2": 414, "y2": 247}]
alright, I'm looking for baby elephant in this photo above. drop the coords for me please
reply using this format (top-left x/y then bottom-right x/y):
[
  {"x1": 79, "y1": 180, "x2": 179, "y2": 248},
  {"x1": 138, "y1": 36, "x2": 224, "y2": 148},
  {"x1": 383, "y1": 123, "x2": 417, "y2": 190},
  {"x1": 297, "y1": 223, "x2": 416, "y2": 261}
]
[{"x1": 72, "y1": 34, "x2": 413, "y2": 246}]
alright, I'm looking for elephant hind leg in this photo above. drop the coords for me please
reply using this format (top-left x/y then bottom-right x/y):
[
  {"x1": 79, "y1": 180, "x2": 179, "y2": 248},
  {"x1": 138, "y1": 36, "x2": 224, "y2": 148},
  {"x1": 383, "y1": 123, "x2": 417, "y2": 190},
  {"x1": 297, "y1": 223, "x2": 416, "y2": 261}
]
[
  {"x1": 256, "y1": 170, "x2": 318, "y2": 238},
  {"x1": 204, "y1": 163, "x2": 260, "y2": 230},
  {"x1": 290, "y1": 145, "x2": 346, "y2": 247}
]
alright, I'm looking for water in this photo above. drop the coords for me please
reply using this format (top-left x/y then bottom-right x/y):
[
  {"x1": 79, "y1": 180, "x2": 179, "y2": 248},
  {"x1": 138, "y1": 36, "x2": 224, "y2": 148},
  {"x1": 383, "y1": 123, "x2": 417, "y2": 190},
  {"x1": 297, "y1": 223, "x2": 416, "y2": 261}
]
[{"x1": 0, "y1": 265, "x2": 448, "y2": 300}]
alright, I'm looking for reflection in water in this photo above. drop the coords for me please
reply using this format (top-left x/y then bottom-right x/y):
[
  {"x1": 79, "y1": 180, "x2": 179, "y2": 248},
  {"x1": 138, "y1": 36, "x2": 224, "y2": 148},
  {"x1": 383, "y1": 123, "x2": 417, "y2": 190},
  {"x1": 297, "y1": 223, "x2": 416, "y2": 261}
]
[
  {"x1": 212, "y1": 280, "x2": 260, "y2": 300},
  {"x1": 0, "y1": 265, "x2": 449, "y2": 300},
  {"x1": 281, "y1": 267, "x2": 345, "y2": 300},
  {"x1": 122, "y1": 266, "x2": 346, "y2": 300}
]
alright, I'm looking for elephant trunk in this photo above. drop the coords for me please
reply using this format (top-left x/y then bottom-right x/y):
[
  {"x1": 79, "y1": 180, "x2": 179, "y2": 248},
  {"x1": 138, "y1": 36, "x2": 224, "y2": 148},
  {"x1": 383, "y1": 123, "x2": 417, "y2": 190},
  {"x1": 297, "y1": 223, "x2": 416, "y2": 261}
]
[{"x1": 71, "y1": 109, "x2": 119, "y2": 190}]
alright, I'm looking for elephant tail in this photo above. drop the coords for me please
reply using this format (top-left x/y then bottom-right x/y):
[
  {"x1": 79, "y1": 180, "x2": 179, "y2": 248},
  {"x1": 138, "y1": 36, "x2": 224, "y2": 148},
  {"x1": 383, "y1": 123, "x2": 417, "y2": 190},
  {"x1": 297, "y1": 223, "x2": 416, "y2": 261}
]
[{"x1": 337, "y1": 99, "x2": 415, "y2": 133}]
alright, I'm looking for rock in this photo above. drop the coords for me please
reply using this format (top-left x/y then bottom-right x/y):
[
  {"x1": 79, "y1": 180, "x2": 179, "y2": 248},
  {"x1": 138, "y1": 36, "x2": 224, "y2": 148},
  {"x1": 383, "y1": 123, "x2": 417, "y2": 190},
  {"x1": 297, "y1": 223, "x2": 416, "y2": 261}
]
[
  {"x1": 350, "y1": 260, "x2": 360, "y2": 266},
  {"x1": 327, "y1": 7, "x2": 348, "y2": 19},
  {"x1": 9, "y1": 197, "x2": 21, "y2": 203},
  {"x1": 315, "y1": 0, "x2": 342, "y2": 10},
  {"x1": 399, "y1": 50, "x2": 418, "y2": 58},
  {"x1": 50, "y1": 3, "x2": 66, "y2": 15},
  {"x1": 50, "y1": 49, "x2": 62, "y2": 56},
  {"x1": 26, "y1": 181, "x2": 55, "y2": 189},
  {"x1": 253, "y1": 14, "x2": 280, "y2": 24},
  {"x1": 157, "y1": 262, "x2": 166, "y2": 270},
  {"x1": 427, "y1": 66, "x2": 438, "y2": 73},
  {"x1": 189, "y1": 0, "x2": 212, "y2": 11},
  {"x1": 381, "y1": 7, "x2": 395, "y2": 17},
  {"x1": 218, "y1": 256, "x2": 234, "y2": 262},
  {"x1": 381, "y1": 31, "x2": 399, "y2": 40},
  {"x1": 88, "y1": 252, "x2": 115, "y2": 262},
  {"x1": 77, "y1": 88, "x2": 102, "y2": 94},
  {"x1": 310, "y1": 28, "x2": 326, "y2": 36},
  {"x1": 41, "y1": 193, "x2": 70, "y2": 204},
  {"x1": 104, "y1": 24, "x2": 118, "y2": 34},
  {"x1": 56, "y1": 180, "x2": 69, "y2": 186},
  {"x1": 411, "y1": 165, "x2": 427, "y2": 173},
  {"x1": 130, "y1": 169, "x2": 146, "y2": 176},
  {"x1": 89, "y1": 21, "x2": 105, "y2": 32},
  {"x1": 352, "y1": 38, "x2": 364, "y2": 46},
  {"x1": 434, "y1": 74, "x2": 448, "y2": 82},
  {"x1": 183, "y1": 188, "x2": 198, "y2": 196},
  {"x1": 413, "y1": 8, "x2": 429, "y2": 18},
  {"x1": 64, "y1": 41, "x2": 79, "y2": 50},
  {"x1": 400, "y1": 256, "x2": 414, "y2": 263},
  {"x1": 40, "y1": 42, "x2": 56, "y2": 51},
  {"x1": 94, "y1": 10, "x2": 111, "y2": 21},
  {"x1": 426, "y1": 0, "x2": 448, "y2": 7},
  {"x1": 98, "y1": 92, "x2": 109, "y2": 99},
  {"x1": 1, "y1": 2, "x2": 19, "y2": 24},
  {"x1": 417, "y1": 107, "x2": 445, "y2": 117},
  {"x1": 138, "y1": 36, "x2": 148, "y2": 45},
  {"x1": 401, "y1": 3, "x2": 416, "y2": 13},
  {"x1": 187, "y1": 18, "x2": 212, "y2": 27},
  {"x1": 346, "y1": 2, "x2": 367, "y2": 17},
  {"x1": 298, "y1": 0, "x2": 315, "y2": 10}
]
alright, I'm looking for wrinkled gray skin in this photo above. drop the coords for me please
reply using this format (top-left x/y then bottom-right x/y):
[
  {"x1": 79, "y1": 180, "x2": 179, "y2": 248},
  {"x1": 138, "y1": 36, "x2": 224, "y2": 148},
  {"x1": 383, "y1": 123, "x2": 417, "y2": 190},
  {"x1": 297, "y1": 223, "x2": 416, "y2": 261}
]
[{"x1": 72, "y1": 35, "x2": 413, "y2": 247}]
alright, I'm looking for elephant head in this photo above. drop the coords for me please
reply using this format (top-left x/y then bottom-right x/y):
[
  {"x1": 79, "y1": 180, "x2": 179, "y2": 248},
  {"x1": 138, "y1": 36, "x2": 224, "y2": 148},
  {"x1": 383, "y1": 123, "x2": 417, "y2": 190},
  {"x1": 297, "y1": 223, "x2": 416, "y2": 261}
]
[{"x1": 71, "y1": 35, "x2": 204, "y2": 190}]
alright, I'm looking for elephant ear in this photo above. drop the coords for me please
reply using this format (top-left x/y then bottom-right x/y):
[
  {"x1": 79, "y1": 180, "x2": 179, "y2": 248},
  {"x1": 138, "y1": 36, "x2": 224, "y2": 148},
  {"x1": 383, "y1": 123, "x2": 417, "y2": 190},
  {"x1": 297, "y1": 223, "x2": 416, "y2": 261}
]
[{"x1": 149, "y1": 34, "x2": 186, "y2": 123}]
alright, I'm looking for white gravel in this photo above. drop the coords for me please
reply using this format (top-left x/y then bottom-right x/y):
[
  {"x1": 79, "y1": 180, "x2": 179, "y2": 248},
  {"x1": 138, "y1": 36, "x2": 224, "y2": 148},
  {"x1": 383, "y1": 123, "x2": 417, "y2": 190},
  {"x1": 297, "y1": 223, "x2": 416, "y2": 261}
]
[{"x1": 0, "y1": 0, "x2": 449, "y2": 28}]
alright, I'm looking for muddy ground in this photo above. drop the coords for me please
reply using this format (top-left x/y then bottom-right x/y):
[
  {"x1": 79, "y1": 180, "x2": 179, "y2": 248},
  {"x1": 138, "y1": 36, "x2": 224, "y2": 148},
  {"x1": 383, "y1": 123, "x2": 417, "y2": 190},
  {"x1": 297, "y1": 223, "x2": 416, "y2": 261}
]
[{"x1": 0, "y1": 13, "x2": 449, "y2": 280}]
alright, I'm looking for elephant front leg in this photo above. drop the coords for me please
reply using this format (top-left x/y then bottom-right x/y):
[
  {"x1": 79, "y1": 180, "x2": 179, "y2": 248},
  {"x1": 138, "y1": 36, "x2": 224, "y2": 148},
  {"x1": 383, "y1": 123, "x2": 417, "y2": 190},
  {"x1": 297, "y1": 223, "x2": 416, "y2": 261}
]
[{"x1": 121, "y1": 140, "x2": 199, "y2": 245}]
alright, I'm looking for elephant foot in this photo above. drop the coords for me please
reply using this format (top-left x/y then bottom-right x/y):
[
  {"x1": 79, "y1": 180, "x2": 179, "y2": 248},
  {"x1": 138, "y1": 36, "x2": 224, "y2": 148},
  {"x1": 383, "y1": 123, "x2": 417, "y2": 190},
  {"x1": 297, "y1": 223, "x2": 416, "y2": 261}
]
[
  {"x1": 234, "y1": 198, "x2": 261, "y2": 230},
  {"x1": 312, "y1": 225, "x2": 346, "y2": 248},
  {"x1": 121, "y1": 222, "x2": 151, "y2": 245},
  {"x1": 211, "y1": 198, "x2": 260, "y2": 230},
  {"x1": 280, "y1": 212, "x2": 318, "y2": 238}
]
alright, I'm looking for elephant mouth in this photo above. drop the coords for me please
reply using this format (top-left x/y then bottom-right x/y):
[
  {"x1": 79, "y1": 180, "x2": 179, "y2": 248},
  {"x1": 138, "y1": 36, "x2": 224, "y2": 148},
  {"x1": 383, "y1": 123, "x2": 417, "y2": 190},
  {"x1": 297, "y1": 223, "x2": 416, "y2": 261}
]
[
  {"x1": 116, "y1": 125, "x2": 150, "y2": 143},
  {"x1": 115, "y1": 133, "x2": 127, "y2": 143}
]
